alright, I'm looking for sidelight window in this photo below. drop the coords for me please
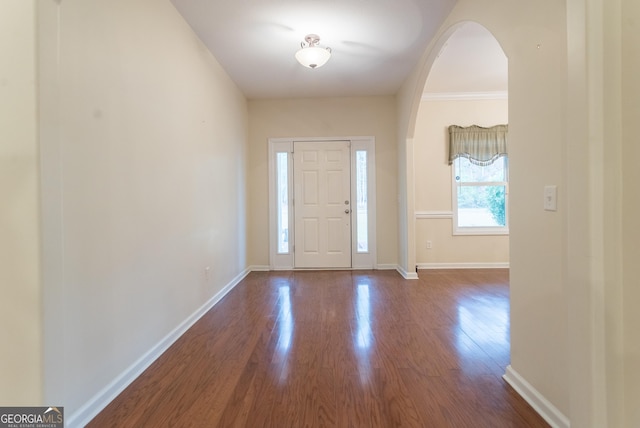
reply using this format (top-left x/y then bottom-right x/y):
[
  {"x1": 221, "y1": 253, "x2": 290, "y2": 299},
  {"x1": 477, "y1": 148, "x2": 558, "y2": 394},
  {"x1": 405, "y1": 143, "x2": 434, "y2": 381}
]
[
  {"x1": 355, "y1": 150, "x2": 368, "y2": 252},
  {"x1": 276, "y1": 152, "x2": 290, "y2": 253}
]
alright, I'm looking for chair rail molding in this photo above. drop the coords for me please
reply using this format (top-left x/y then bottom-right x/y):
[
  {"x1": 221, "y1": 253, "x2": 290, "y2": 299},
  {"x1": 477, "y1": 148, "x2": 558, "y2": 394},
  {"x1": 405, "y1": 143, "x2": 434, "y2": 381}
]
[{"x1": 415, "y1": 210, "x2": 454, "y2": 219}]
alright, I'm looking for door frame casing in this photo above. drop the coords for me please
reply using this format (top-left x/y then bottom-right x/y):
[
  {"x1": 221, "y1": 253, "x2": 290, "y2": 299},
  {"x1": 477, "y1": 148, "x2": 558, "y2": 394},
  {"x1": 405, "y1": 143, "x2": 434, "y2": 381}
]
[{"x1": 268, "y1": 136, "x2": 377, "y2": 270}]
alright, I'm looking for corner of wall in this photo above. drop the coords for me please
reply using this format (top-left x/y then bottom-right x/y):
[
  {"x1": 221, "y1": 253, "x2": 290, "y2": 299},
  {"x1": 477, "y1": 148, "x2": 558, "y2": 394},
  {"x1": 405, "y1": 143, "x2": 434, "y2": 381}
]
[{"x1": 0, "y1": 0, "x2": 44, "y2": 405}]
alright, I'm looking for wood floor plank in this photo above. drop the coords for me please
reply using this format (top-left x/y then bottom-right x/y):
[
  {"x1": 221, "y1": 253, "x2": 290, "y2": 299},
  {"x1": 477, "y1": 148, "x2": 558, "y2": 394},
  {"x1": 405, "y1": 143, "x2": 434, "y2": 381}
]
[{"x1": 88, "y1": 269, "x2": 549, "y2": 427}]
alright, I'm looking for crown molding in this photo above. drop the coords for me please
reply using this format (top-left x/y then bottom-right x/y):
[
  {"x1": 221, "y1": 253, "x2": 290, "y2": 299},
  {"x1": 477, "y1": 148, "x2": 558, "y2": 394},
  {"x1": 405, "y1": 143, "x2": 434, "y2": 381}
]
[{"x1": 422, "y1": 91, "x2": 508, "y2": 101}]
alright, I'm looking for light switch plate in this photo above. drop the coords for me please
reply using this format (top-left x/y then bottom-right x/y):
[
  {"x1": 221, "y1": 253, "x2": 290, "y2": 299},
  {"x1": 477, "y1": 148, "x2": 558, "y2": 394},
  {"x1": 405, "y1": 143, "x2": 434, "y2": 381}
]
[{"x1": 544, "y1": 185, "x2": 557, "y2": 211}]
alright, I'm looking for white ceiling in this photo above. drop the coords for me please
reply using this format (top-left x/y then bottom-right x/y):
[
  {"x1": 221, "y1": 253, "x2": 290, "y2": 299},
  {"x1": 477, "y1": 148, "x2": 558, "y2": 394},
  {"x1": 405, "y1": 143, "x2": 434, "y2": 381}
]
[
  {"x1": 425, "y1": 22, "x2": 508, "y2": 95},
  {"x1": 170, "y1": 0, "x2": 507, "y2": 100}
]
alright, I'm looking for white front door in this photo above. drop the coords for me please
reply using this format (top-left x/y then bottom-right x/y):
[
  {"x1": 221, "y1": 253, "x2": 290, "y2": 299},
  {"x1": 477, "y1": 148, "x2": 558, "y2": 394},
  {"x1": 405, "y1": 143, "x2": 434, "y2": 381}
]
[{"x1": 293, "y1": 141, "x2": 351, "y2": 268}]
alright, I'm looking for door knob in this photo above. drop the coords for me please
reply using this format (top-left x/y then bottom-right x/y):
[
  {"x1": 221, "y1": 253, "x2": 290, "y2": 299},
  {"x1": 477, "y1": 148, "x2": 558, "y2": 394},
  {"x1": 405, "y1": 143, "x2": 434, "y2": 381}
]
[{"x1": 345, "y1": 209, "x2": 350, "y2": 214}]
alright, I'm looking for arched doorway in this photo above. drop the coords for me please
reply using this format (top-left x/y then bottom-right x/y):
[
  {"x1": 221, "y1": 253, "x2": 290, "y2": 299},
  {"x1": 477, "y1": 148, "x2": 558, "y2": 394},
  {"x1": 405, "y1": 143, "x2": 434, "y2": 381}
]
[
  {"x1": 413, "y1": 22, "x2": 509, "y2": 269},
  {"x1": 400, "y1": 4, "x2": 608, "y2": 425}
]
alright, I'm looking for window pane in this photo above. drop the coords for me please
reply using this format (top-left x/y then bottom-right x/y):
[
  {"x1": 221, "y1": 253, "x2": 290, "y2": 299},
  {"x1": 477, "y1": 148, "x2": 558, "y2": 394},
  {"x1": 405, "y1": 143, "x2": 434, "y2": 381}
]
[
  {"x1": 276, "y1": 152, "x2": 289, "y2": 253},
  {"x1": 457, "y1": 185, "x2": 506, "y2": 227},
  {"x1": 455, "y1": 156, "x2": 506, "y2": 183},
  {"x1": 356, "y1": 151, "x2": 368, "y2": 252}
]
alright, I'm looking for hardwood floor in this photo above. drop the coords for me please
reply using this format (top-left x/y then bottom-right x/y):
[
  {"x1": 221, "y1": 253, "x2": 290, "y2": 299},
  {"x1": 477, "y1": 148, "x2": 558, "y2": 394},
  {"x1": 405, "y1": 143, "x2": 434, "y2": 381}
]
[{"x1": 88, "y1": 269, "x2": 549, "y2": 427}]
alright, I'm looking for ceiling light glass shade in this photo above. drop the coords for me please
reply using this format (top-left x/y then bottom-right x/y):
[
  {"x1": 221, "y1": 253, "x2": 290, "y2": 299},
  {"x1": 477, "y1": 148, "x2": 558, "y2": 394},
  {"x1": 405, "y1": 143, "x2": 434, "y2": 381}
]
[
  {"x1": 295, "y1": 34, "x2": 331, "y2": 69},
  {"x1": 295, "y1": 46, "x2": 331, "y2": 69}
]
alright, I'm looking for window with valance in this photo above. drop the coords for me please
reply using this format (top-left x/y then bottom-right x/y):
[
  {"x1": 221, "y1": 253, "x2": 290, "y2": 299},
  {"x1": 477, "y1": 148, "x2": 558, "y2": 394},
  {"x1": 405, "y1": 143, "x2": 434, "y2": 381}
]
[
  {"x1": 448, "y1": 124, "x2": 508, "y2": 166},
  {"x1": 448, "y1": 124, "x2": 509, "y2": 235}
]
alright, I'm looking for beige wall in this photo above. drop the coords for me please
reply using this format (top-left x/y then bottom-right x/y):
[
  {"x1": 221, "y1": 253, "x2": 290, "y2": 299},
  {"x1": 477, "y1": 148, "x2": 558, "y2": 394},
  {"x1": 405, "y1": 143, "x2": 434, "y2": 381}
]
[
  {"x1": 0, "y1": 0, "x2": 42, "y2": 405},
  {"x1": 38, "y1": 0, "x2": 248, "y2": 419},
  {"x1": 5, "y1": 0, "x2": 635, "y2": 425},
  {"x1": 414, "y1": 98, "x2": 509, "y2": 266},
  {"x1": 399, "y1": 0, "x2": 640, "y2": 426},
  {"x1": 247, "y1": 96, "x2": 398, "y2": 268},
  {"x1": 622, "y1": 0, "x2": 640, "y2": 424},
  {"x1": 399, "y1": 0, "x2": 571, "y2": 421}
]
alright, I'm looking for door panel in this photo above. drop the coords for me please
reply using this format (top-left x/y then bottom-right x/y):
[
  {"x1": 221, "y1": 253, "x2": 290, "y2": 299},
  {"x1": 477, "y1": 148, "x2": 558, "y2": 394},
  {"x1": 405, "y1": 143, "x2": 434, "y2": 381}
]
[
  {"x1": 302, "y1": 218, "x2": 319, "y2": 253},
  {"x1": 327, "y1": 218, "x2": 344, "y2": 253},
  {"x1": 302, "y1": 170, "x2": 318, "y2": 205},
  {"x1": 294, "y1": 141, "x2": 351, "y2": 268}
]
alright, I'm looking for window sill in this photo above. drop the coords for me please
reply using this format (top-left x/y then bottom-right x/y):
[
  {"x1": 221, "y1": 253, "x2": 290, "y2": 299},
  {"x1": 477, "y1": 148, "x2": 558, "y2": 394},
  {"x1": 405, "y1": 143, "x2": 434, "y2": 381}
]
[{"x1": 453, "y1": 228, "x2": 509, "y2": 236}]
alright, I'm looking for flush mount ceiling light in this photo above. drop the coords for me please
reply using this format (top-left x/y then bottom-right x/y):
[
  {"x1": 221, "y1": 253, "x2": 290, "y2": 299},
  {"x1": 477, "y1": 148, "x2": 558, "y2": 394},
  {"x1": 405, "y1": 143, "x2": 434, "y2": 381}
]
[{"x1": 295, "y1": 34, "x2": 332, "y2": 69}]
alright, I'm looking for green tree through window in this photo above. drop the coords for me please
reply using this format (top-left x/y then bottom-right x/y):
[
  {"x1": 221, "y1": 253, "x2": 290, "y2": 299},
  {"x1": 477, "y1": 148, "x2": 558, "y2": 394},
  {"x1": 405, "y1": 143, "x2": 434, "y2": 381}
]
[{"x1": 453, "y1": 156, "x2": 508, "y2": 233}]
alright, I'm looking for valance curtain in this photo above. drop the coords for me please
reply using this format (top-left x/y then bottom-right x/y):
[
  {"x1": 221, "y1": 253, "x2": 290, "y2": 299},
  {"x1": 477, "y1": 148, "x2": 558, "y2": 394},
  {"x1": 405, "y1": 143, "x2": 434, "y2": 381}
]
[{"x1": 448, "y1": 124, "x2": 508, "y2": 166}]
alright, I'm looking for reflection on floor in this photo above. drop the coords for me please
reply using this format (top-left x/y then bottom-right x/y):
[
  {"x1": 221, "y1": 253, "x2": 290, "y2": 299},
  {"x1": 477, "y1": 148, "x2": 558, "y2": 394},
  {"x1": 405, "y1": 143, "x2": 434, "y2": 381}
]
[{"x1": 88, "y1": 269, "x2": 549, "y2": 427}]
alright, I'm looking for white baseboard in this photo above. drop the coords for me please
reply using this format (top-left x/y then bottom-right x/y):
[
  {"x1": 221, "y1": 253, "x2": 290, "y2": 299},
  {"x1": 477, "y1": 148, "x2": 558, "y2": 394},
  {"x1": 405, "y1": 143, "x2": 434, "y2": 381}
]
[
  {"x1": 417, "y1": 262, "x2": 509, "y2": 270},
  {"x1": 503, "y1": 365, "x2": 570, "y2": 428},
  {"x1": 396, "y1": 265, "x2": 419, "y2": 280},
  {"x1": 261, "y1": 264, "x2": 418, "y2": 280},
  {"x1": 68, "y1": 267, "x2": 251, "y2": 428},
  {"x1": 264, "y1": 265, "x2": 398, "y2": 272}
]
